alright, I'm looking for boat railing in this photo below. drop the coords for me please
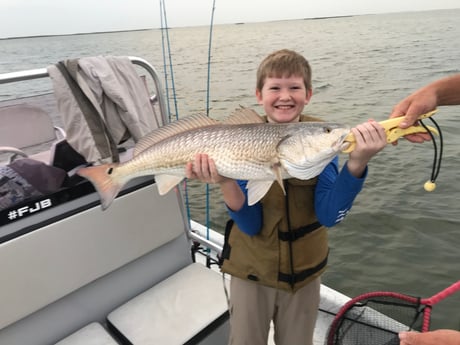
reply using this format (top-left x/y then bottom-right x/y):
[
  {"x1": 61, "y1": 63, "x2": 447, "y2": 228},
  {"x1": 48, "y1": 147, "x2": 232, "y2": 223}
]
[{"x1": 0, "y1": 56, "x2": 168, "y2": 121}]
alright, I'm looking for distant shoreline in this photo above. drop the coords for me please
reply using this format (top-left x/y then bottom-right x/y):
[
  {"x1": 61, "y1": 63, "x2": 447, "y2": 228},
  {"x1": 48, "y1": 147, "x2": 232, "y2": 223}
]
[
  {"x1": 308, "y1": 15, "x2": 354, "y2": 20},
  {"x1": 1, "y1": 9, "x2": 453, "y2": 40},
  {"x1": 0, "y1": 28, "x2": 154, "y2": 41},
  {"x1": 233, "y1": 14, "x2": 354, "y2": 25},
  {"x1": 0, "y1": 14, "x2": 358, "y2": 40}
]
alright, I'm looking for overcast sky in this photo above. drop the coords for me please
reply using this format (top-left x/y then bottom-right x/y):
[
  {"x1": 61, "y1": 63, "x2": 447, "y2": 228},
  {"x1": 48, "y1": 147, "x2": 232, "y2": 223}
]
[{"x1": 1, "y1": 0, "x2": 459, "y2": 39}]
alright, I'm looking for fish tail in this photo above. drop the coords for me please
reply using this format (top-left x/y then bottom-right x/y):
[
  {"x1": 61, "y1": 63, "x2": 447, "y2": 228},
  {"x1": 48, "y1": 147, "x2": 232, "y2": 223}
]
[{"x1": 77, "y1": 163, "x2": 123, "y2": 211}]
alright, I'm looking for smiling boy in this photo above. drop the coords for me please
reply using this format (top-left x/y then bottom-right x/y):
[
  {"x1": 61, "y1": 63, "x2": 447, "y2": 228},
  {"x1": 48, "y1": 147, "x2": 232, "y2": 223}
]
[{"x1": 186, "y1": 49, "x2": 387, "y2": 345}]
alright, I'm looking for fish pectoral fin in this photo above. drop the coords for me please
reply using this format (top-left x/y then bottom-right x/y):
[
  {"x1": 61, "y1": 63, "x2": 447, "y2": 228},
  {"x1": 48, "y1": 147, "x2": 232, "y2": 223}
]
[
  {"x1": 271, "y1": 163, "x2": 286, "y2": 194},
  {"x1": 246, "y1": 180, "x2": 274, "y2": 205},
  {"x1": 155, "y1": 174, "x2": 184, "y2": 195}
]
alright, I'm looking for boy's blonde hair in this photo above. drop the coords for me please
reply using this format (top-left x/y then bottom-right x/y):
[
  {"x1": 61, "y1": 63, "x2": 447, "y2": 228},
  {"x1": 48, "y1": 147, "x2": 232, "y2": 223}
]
[{"x1": 256, "y1": 49, "x2": 312, "y2": 92}]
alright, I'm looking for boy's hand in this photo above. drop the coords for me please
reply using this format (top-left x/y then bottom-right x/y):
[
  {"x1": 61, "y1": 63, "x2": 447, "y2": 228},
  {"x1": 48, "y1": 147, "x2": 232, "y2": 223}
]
[
  {"x1": 185, "y1": 153, "x2": 227, "y2": 184},
  {"x1": 346, "y1": 120, "x2": 387, "y2": 178},
  {"x1": 186, "y1": 153, "x2": 245, "y2": 211}
]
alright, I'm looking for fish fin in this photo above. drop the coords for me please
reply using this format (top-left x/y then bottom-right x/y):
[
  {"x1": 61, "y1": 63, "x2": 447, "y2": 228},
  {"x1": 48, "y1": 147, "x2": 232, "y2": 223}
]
[
  {"x1": 77, "y1": 164, "x2": 122, "y2": 211},
  {"x1": 272, "y1": 164, "x2": 286, "y2": 194},
  {"x1": 155, "y1": 174, "x2": 184, "y2": 195},
  {"x1": 134, "y1": 114, "x2": 219, "y2": 156},
  {"x1": 246, "y1": 180, "x2": 274, "y2": 205},
  {"x1": 223, "y1": 107, "x2": 265, "y2": 125}
]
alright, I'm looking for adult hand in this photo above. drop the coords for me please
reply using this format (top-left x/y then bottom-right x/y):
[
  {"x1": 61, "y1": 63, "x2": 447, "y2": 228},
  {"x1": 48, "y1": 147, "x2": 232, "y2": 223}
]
[
  {"x1": 389, "y1": 87, "x2": 437, "y2": 143},
  {"x1": 399, "y1": 329, "x2": 460, "y2": 345},
  {"x1": 389, "y1": 74, "x2": 460, "y2": 143}
]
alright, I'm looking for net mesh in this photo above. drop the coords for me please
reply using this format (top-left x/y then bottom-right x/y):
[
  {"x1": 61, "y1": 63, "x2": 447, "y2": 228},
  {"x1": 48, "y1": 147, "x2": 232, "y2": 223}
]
[{"x1": 327, "y1": 295, "x2": 426, "y2": 345}]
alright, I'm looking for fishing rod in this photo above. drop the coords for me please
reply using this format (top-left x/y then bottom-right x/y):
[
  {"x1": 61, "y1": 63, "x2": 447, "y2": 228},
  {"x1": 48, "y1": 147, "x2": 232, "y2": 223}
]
[
  {"x1": 159, "y1": 0, "x2": 191, "y2": 223},
  {"x1": 158, "y1": 0, "x2": 218, "y2": 245},
  {"x1": 205, "y1": 0, "x2": 217, "y2": 244},
  {"x1": 159, "y1": 0, "x2": 179, "y2": 122},
  {"x1": 206, "y1": 0, "x2": 216, "y2": 117}
]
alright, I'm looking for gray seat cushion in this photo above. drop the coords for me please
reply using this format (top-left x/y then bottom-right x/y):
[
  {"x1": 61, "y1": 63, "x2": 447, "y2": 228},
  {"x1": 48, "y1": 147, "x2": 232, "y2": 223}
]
[
  {"x1": 107, "y1": 263, "x2": 228, "y2": 344},
  {"x1": 55, "y1": 323, "x2": 118, "y2": 345}
]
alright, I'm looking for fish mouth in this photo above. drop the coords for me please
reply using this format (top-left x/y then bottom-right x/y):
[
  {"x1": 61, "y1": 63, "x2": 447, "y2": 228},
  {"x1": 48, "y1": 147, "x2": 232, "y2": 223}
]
[
  {"x1": 332, "y1": 131, "x2": 350, "y2": 151},
  {"x1": 338, "y1": 141, "x2": 351, "y2": 151}
]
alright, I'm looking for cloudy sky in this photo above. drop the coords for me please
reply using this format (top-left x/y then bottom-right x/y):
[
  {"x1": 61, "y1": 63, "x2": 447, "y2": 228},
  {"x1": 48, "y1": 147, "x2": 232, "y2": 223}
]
[{"x1": 0, "y1": 0, "x2": 459, "y2": 38}]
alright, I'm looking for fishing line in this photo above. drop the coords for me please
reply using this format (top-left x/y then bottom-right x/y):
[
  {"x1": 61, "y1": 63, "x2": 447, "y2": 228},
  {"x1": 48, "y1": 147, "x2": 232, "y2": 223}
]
[{"x1": 420, "y1": 118, "x2": 443, "y2": 191}]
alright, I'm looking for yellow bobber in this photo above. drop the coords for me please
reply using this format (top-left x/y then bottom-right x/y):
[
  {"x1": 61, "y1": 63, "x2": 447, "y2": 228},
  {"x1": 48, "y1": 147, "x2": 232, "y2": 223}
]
[{"x1": 424, "y1": 181, "x2": 436, "y2": 192}]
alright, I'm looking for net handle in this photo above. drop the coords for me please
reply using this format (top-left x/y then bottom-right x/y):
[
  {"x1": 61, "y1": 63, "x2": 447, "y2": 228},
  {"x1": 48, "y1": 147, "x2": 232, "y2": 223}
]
[
  {"x1": 421, "y1": 280, "x2": 460, "y2": 332},
  {"x1": 421, "y1": 280, "x2": 460, "y2": 305}
]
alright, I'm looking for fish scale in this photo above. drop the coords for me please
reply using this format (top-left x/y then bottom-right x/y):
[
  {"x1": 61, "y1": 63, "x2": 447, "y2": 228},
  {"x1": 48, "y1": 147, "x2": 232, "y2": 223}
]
[{"x1": 138, "y1": 124, "x2": 284, "y2": 179}]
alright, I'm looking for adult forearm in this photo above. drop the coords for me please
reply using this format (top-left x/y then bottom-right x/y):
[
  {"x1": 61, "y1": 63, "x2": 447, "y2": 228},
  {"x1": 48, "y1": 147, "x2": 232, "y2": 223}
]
[{"x1": 430, "y1": 74, "x2": 460, "y2": 106}]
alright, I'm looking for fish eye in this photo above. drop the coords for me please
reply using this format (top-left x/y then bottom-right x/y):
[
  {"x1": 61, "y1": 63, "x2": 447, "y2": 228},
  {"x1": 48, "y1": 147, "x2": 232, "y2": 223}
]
[{"x1": 323, "y1": 126, "x2": 332, "y2": 133}]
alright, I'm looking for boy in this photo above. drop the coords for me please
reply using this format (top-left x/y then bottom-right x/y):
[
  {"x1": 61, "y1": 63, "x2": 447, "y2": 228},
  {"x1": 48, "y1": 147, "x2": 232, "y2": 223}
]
[{"x1": 186, "y1": 49, "x2": 387, "y2": 345}]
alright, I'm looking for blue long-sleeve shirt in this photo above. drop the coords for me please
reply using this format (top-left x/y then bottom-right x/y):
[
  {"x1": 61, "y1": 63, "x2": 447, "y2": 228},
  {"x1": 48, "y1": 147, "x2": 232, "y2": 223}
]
[{"x1": 227, "y1": 156, "x2": 367, "y2": 235}]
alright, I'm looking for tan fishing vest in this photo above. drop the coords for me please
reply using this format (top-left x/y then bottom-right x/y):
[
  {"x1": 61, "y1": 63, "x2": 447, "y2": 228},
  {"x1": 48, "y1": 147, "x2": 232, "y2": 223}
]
[{"x1": 220, "y1": 115, "x2": 329, "y2": 293}]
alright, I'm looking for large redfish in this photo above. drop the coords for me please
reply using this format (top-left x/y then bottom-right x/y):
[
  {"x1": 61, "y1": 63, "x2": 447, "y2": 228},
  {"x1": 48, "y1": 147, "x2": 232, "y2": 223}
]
[{"x1": 77, "y1": 108, "x2": 350, "y2": 210}]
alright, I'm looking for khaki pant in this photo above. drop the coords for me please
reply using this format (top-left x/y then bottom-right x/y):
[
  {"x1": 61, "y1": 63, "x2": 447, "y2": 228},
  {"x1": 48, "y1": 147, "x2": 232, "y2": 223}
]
[{"x1": 228, "y1": 276, "x2": 321, "y2": 345}]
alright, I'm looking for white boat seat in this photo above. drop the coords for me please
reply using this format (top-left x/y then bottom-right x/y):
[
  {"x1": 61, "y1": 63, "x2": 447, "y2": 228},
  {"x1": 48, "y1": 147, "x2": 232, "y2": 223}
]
[
  {"x1": 107, "y1": 263, "x2": 229, "y2": 345},
  {"x1": 0, "y1": 146, "x2": 28, "y2": 161},
  {"x1": 0, "y1": 103, "x2": 65, "y2": 164},
  {"x1": 54, "y1": 323, "x2": 118, "y2": 345}
]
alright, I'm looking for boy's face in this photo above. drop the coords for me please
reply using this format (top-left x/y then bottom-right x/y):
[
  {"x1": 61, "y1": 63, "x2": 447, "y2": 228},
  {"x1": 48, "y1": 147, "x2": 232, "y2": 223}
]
[{"x1": 256, "y1": 75, "x2": 312, "y2": 123}]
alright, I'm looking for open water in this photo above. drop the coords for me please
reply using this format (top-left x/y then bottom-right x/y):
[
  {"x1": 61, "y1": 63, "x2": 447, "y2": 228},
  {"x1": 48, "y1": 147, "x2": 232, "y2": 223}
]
[{"x1": 1, "y1": 8, "x2": 459, "y2": 330}]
